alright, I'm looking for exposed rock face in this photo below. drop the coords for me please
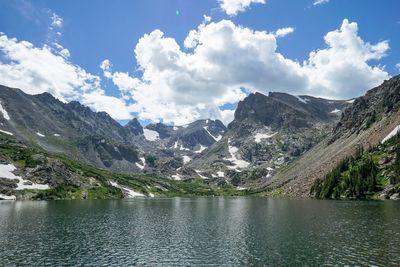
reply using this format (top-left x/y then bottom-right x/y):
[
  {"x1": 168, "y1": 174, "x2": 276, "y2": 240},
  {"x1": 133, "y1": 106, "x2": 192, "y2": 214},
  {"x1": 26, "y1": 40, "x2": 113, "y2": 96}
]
[
  {"x1": 262, "y1": 74, "x2": 400, "y2": 197},
  {"x1": 145, "y1": 123, "x2": 173, "y2": 139},
  {"x1": 187, "y1": 92, "x2": 349, "y2": 185},
  {"x1": 139, "y1": 119, "x2": 227, "y2": 177},
  {"x1": 0, "y1": 84, "x2": 229, "y2": 175},
  {"x1": 231, "y1": 92, "x2": 348, "y2": 130},
  {"x1": 124, "y1": 118, "x2": 143, "y2": 136},
  {"x1": 144, "y1": 119, "x2": 226, "y2": 151},
  {"x1": 333, "y1": 76, "x2": 400, "y2": 140},
  {"x1": 0, "y1": 85, "x2": 144, "y2": 172}
]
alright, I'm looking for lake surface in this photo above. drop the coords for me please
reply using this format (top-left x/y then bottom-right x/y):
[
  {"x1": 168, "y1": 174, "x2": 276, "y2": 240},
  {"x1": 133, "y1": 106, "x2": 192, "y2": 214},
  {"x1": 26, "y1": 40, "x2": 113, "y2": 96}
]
[{"x1": 0, "y1": 197, "x2": 399, "y2": 266}]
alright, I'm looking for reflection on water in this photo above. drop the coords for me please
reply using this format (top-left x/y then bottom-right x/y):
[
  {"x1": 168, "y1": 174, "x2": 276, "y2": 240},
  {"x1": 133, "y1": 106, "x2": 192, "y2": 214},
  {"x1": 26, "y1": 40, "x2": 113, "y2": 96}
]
[{"x1": 0, "y1": 198, "x2": 399, "y2": 266}]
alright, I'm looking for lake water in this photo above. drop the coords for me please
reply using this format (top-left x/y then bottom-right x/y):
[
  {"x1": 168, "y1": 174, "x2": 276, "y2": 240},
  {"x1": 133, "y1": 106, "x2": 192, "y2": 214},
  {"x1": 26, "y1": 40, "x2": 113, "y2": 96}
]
[{"x1": 0, "y1": 197, "x2": 399, "y2": 266}]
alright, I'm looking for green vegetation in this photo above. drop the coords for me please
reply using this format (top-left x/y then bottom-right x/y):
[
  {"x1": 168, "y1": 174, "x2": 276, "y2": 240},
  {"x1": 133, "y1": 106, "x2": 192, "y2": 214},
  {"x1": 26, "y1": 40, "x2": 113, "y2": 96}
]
[
  {"x1": 145, "y1": 155, "x2": 157, "y2": 167},
  {"x1": 311, "y1": 132, "x2": 400, "y2": 199},
  {"x1": 255, "y1": 188, "x2": 286, "y2": 197},
  {"x1": 31, "y1": 185, "x2": 124, "y2": 200},
  {"x1": 0, "y1": 135, "x2": 43, "y2": 168},
  {"x1": 0, "y1": 133, "x2": 247, "y2": 200}
]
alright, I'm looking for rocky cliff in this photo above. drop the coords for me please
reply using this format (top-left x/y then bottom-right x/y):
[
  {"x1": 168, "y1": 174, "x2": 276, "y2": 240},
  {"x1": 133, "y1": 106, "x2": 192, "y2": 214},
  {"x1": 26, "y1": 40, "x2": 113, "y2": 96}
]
[{"x1": 261, "y1": 74, "x2": 400, "y2": 197}]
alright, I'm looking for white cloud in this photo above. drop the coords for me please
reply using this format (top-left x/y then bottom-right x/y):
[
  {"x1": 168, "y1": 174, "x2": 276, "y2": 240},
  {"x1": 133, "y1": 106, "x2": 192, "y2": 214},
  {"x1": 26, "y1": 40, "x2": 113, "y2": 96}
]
[
  {"x1": 396, "y1": 63, "x2": 400, "y2": 71},
  {"x1": 302, "y1": 19, "x2": 389, "y2": 98},
  {"x1": 52, "y1": 42, "x2": 70, "y2": 59},
  {"x1": 81, "y1": 90, "x2": 133, "y2": 120},
  {"x1": 0, "y1": 33, "x2": 133, "y2": 120},
  {"x1": 220, "y1": 109, "x2": 236, "y2": 125},
  {"x1": 274, "y1": 27, "x2": 294, "y2": 38},
  {"x1": 51, "y1": 13, "x2": 63, "y2": 28},
  {"x1": 218, "y1": 0, "x2": 266, "y2": 16},
  {"x1": 313, "y1": 0, "x2": 330, "y2": 6},
  {"x1": 102, "y1": 18, "x2": 389, "y2": 125},
  {"x1": 0, "y1": 15, "x2": 391, "y2": 126}
]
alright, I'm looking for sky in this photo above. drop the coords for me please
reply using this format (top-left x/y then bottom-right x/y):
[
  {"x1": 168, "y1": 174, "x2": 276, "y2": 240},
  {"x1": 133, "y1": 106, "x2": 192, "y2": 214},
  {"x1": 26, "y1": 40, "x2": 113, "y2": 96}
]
[{"x1": 0, "y1": 0, "x2": 399, "y2": 126}]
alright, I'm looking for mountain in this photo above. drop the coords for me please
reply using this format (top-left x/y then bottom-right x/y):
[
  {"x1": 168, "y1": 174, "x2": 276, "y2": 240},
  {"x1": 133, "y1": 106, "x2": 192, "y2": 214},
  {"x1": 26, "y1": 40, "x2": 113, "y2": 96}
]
[
  {"x1": 0, "y1": 85, "x2": 228, "y2": 176},
  {"x1": 185, "y1": 92, "x2": 350, "y2": 185},
  {"x1": 0, "y1": 132, "x2": 242, "y2": 200},
  {"x1": 139, "y1": 119, "x2": 227, "y2": 178},
  {"x1": 311, "y1": 133, "x2": 400, "y2": 200},
  {"x1": 0, "y1": 85, "x2": 147, "y2": 172},
  {"x1": 124, "y1": 118, "x2": 144, "y2": 136},
  {"x1": 261, "y1": 75, "x2": 400, "y2": 197},
  {"x1": 145, "y1": 119, "x2": 226, "y2": 151},
  {"x1": 3, "y1": 76, "x2": 398, "y2": 200}
]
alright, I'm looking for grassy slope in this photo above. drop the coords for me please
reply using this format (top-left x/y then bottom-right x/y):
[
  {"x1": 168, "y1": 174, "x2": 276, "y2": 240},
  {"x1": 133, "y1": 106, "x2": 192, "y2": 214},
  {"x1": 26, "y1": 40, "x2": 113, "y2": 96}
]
[{"x1": 0, "y1": 133, "x2": 246, "y2": 200}]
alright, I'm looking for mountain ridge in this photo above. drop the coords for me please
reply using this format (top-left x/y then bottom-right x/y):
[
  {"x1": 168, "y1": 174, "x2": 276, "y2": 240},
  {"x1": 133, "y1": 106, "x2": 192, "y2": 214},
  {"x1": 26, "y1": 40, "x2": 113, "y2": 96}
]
[{"x1": 2, "y1": 76, "x2": 399, "y2": 200}]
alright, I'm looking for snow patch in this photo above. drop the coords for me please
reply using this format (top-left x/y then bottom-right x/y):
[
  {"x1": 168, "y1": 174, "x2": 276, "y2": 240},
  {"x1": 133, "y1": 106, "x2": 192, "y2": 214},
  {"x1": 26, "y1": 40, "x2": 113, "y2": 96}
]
[
  {"x1": 109, "y1": 181, "x2": 145, "y2": 197},
  {"x1": 36, "y1": 132, "x2": 45, "y2": 137},
  {"x1": 236, "y1": 187, "x2": 247, "y2": 191},
  {"x1": 0, "y1": 164, "x2": 49, "y2": 190},
  {"x1": 0, "y1": 194, "x2": 16, "y2": 200},
  {"x1": 203, "y1": 126, "x2": 222, "y2": 141},
  {"x1": 0, "y1": 129, "x2": 13, "y2": 136},
  {"x1": 295, "y1": 95, "x2": 309, "y2": 104},
  {"x1": 173, "y1": 126, "x2": 178, "y2": 130},
  {"x1": 346, "y1": 99, "x2": 355, "y2": 103},
  {"x1": 217, "y1": 171, "x2": 224, "y2": 177},
  {"x1": 182, "y1": 155, "x2": 191, "y2": 164},
  {"x1": 274, "y1": 156, "x2": 285, "y2": 166},
  {"x1": 195, "y1": 145, "x2": 207, "y2": 153},
  {"x1": 179, "y1": 145, "x2": 191, "y2": 151},
  {"x1": 226, "y1": 143, "x2": 250, "y2": 170},
  {"x1": 382, "y1": 125, "x2": 400, "y2": 144},
  {"x1": 254, "y1": 132, "x2": 277, "y2": 143},
  {"x1": 0, "y1": 101, "x2": 10, "y2": 120},
  {"x1": 143, "y1": 129, "x2": 159, "y2": 141},
  {"x1": 173, "y1": 141, "x2": 179, "y2": 149},
  {"x1": 135, "y1": 157, "x2": 146, "y2": 170},
  {"x1": 172, "y1": 174, "x2": 182, "y2": 180},
  {"x1": 135, "y1": 163, "x2": 144, "y2": 170},
  {"x1": 330, "y1": 108, "x2": 341, "y2": 114},
  {"x1": 195, "y1": 170, "x2": 209, "y2": 179},
  {"x1": 53, "y1": 134, "x2": 61, "y2": 137}
]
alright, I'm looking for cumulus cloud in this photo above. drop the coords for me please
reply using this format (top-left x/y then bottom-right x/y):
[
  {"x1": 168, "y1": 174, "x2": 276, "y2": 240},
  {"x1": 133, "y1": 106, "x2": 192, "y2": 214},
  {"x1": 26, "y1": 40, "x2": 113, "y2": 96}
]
[
  {"x1": 81, "y1": 90, "x2": 134, "y2": 120},
  {"x1": 218, "y1": 0, "x2": 266, "y2": 16},
  {"x1": 302, "y1": 19, "x2": 389, "y2": 98},
  {"x1": 0, "y1": 14, "x2": 391, "y2": 126},
  {"x1": 396, "y1": 63, "x2": 400, "y2": 71},
  {"x1": 101, "y1": 18, "x2": 389, "y2": 125},
  {"x1": 274, "y1": 27, "x2": 295, "y2": 38},
  {"x1": 0, "y1": 33, "x2": 133, "y2": 120},
  {"x1": 313, "y1": 0, "x2": 330, "y2": 6}
]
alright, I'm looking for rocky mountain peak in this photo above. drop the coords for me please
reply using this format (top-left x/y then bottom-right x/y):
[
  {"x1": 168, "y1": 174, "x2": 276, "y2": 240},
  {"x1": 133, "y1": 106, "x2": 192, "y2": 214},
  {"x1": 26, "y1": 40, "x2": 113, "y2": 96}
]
[
  {"x1": 145, "y1": 123, "x2": 173, "y2": 139},
  {"x1": 333, "y1": 74, "x2": 400, "y2": 140},
  {"x1": 230, "y1": 91, "x2": 349, "y2": 131},
  {"x1": 124, "y1": 118, "x2": 143, "y2": 136}
]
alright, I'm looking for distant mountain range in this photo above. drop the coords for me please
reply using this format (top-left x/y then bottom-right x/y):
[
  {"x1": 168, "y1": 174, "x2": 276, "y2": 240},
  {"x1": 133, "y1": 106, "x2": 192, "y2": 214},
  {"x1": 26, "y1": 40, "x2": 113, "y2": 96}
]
[{"x1": 1, "y1": 75, "x2": 400, "y2": 200}]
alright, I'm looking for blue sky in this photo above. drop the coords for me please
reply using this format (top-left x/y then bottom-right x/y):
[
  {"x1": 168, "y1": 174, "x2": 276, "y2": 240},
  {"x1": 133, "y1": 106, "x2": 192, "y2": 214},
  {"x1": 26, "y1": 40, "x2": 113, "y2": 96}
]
[{"x1": 0, "y1": 0, "x2": 399, "y2": 125}]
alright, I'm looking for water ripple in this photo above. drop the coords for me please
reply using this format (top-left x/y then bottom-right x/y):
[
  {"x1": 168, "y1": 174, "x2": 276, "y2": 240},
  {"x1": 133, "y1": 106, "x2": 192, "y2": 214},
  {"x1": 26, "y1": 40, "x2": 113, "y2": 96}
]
[{"x1": 0, "y1": 198, "x2": 399, "y2": 266}]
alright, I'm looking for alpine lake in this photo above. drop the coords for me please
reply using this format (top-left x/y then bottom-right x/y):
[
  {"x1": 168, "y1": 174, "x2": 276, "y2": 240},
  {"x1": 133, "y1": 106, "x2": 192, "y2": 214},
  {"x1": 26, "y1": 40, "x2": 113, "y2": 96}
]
[{"x1": 0, "y1": 197, "x2": 399, "y2": 266}]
